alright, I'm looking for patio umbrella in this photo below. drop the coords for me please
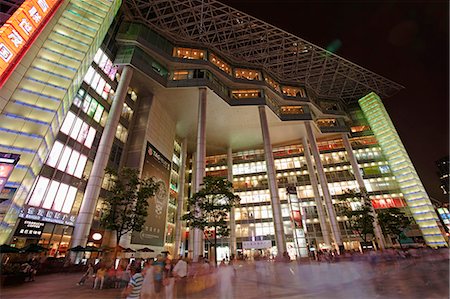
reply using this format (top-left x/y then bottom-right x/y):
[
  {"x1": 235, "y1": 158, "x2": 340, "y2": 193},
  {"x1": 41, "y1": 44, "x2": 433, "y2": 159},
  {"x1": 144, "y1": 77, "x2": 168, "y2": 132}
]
[
  {"x1": 137, "y1": 247, "x2": 154, "y2": 252},
  {"x1": 21, "y1": 244, "x2": 48, "y2": 253},
  {"x1": 0, "y1": 244, "x2": 20, "y2": 253},
  {"x1": 123, "y1": 248, "x2": 136, "y2": 253},
  {"x1": 84, "y1": 246, "x2": 101, "y2": 252},
  {"x1": 69, "y1": 245, "x2": 86, "y2": 252}
]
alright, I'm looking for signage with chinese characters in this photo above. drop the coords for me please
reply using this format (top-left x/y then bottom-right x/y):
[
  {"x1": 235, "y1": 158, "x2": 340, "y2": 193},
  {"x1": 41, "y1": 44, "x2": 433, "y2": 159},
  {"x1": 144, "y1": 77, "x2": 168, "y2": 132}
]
[
  {"x1": 19, "y1": 204, "x2": 77, "y2": 226},
  {"x1": 15, "y1": 219, "x2": 45, "y2": 238},
  {"x1": 0, "y1": 0, "x2": 64, "y2": 87},
  {"x1": 242, "y1": 240, "x2": 272, "y2": 249}
]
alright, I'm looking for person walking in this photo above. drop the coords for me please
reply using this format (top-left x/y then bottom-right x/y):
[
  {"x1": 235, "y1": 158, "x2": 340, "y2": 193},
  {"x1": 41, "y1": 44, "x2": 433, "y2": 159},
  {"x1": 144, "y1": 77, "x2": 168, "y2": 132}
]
[
  {"x1": 153, "y1": 254, "x2": 165, "y2": 295},
  {"x1": 172, "y1": 256, "x2": 188, "y2": 299},
  {"x1": 77, "y1": 263, "x2": 94, "y2": 286},
  {"x1": 140, "y1": 260, "x2": 155, "y2": 299},
  {"x1": 163, "y1": 258, "x2": 175, "y2": 299},
  {"x1": 93, "y1": 265, "x2": 107, "y2": 289},
  {"x1": 121, "y1": 266, "x2": 144, "y2": 299},
  {"x1": 217, "y1": 259, "x2": 235, "y2": 299}
]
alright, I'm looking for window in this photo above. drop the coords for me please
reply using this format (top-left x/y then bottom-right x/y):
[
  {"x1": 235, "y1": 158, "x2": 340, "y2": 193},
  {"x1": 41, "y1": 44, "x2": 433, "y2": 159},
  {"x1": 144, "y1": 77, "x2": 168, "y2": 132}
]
[
  {"x1": 66, "y1": 150, "x2": 80, "y2": 175},
  {"x1": 60, "y1": 112, "x2": 75, "y2": 135},
  {"x1": 28, "y1": 176, "x2": 50, "y2": 207},
  {"x1": 42, "y1": 181, "x2": 60, "y2": 209},
  {"x1": 74, "y1": 155, "x2": 87, "y2": 178},
  {"x1": 77, "y1": 122, "x2": 89, "y2": 144},
  {"x1": 84, "y1": 128, "x2": 96, "y2": 148},
  {"x1": 70, "y1": 118, "x2": 83, "y2": 140},
  {"x1": 57, "y1": 147, "x2": 72, "y2": 172},
  {"x1": 53, "y1": 183, "x2": 69, "y2": 211},
  {"x1": 281, "y1": 86, "x2": 306, "y2": 97},
  {"x1": 46, "y1": 141, "x2": 64, "y2": 167},
  {"x1": 173, "y1": 47, "x2": 205, "y2": 60},
  {"x1": 87, "y1": 99, "x2": 98, "y2": 117},
  {"x1": 62, "y1": 187, "x2": 77, "y2": 213},
  {"x1": 209, "y1": 53, "x2": 231, "y2": 75},
  {"x1": 234, "y1": 68, "x2": 262, "y2": 81}
]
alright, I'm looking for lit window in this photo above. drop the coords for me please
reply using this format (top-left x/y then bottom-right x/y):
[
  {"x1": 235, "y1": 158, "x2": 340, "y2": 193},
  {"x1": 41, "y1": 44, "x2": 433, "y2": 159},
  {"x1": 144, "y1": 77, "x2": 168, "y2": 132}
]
[
  {"x1": 84, "y1": 128, "x2": 96, "y2": 148},
  {"x1": 27, "y1": 176, "x2": 50, "y2": 207},
  {"x1": 66, "y1": 150, "x2": 80, "y2": 175},
  {"x1": 83, "y1": 67, "x2": 95, "y2": 85},
  {"x1": 87, "y1": 99, "x2": 98, "y2": 117},
  {"x1": 53, "y1": 183, "x2": 69, "y2": 211},
  {"x1": 74, "y1": 155, "x2": 87, "y2": 178},
  {"x1": 46, "y1": 141, "x2": 64, "y2": 167},
  {"x1": 77, "y1": 122, "x2": 89, "y2": 144},
  {"x1": 57, "y1": 147, "x2": 72, "y2": 171},
  {"x1": 96, "y1": 78, "x2": 106, "y2": 95},
  {"x1": 82, "y1": 95, "x2": 92, "y2": 113},
  {"x1": 93, "y1": 105, "x2": 104, "y2": 123},
  {"x1": 60, "y1": 112, "x2": 75, "y2": 135},
  {"x1": 62, "y1": 187, "x2": 77, "y2": 213},
  {"x1": 42, "y1": 181, "x2": 60, "y2": 209},
  {"x1": 70, "y1": 118, "x2": 83, "y2": 140},
  {"x1": 93, "y1": 49, "x2": 103, "y2": 64}
]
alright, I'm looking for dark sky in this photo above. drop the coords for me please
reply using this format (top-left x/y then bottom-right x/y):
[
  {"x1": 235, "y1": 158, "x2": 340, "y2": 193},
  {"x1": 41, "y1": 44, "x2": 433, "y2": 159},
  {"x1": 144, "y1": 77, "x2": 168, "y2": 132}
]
[{"x1": 221, "y1": 0, "x2": 449, "y2": 202}]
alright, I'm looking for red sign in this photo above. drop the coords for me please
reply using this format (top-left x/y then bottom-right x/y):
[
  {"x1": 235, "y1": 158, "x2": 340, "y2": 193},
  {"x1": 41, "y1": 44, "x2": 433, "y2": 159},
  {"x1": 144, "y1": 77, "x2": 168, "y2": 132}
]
[
  {"x1": 291, "y1": 210, "x2": 302, "y2": 228},
  {"x1": 0, "y1": 0, "x2": 64, "y2": 88},
  {"x1": 371, "y1": 197, "x2": 406, "y2": 209}
]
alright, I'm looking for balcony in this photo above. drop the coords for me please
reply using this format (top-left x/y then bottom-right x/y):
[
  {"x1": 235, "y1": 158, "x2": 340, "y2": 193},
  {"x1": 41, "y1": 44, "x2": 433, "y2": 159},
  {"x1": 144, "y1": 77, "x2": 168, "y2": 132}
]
[{"x1": 316, "y1": 118, "x2": 348, "y2": 133}]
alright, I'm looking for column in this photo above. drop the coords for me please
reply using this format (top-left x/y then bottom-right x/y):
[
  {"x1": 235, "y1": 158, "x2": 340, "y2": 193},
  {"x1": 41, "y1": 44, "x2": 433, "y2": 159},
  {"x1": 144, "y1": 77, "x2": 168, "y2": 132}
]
[
  {"x1": 304, "y1": 121, "x2": 343, "y2": 248},
  {"x1": 258, "y1": 106, "x2": 287, "y2": 256},
  {"x1": 173, "y1": 139, "x2": 188, "y2": 257},
  {"x1": 342, "y1": 133, "x2": 386, "y2": 250},
  {"x1": 227, "y1": 147, "x2": 237, "y2": 256},
  {"x1": 193, "y1": 88, "x2": 207, "y2": 261},
  {"x1": 301, "y1": 137, "x2": 332, "y2": 247},
  {"x1": 71, "y1": 66, "x2": 134, "y2": 248}
]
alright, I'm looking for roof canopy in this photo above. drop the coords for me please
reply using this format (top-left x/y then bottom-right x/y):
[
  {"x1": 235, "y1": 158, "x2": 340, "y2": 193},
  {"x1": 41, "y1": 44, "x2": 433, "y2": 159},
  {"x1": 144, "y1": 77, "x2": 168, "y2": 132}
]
[{"x1": 123, "y1": 0, "x2": 403, "y2": 102}]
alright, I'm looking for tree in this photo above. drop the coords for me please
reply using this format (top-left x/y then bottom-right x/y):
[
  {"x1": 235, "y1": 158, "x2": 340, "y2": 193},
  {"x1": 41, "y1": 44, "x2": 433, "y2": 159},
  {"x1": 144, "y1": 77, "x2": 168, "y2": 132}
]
[
  {"x1": 182, "y1": 176, "x2": 240, "y2": 266},
  {"x1": 100, "y1": 168, "x2": 157, "y2": 260},
  {"x1": 378, "y1": 208, "x2": 411, "y2": 249},
  {"x1": 341, "y1": 190, "x2": 375, "y2": 243}
]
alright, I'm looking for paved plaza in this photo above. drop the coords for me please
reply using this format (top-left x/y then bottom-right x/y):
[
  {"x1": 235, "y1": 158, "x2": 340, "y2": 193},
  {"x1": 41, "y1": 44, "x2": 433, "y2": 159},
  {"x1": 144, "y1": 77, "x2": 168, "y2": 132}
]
[{"x1": 1, "y1": 257, "x2": 448, "y2": 299}]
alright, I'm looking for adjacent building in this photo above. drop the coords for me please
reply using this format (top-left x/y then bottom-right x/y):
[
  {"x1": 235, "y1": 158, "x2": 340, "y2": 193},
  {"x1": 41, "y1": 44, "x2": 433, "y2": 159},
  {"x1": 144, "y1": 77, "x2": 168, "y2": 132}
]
[{"x1": 0, "y1": 0, "x2": 446, "y2": 259}]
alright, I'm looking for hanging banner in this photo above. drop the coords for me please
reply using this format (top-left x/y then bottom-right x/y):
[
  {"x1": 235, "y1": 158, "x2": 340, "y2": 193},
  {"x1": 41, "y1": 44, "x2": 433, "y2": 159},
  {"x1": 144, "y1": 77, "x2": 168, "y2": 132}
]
[{"x1": 131, "y1": 142, "x2": 171, "y2": 247}]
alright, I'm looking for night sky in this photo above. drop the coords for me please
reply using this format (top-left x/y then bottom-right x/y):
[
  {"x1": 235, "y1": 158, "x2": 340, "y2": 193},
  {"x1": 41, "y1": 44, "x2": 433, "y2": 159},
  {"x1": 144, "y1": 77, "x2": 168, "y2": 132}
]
[{"x1": 221, "y1": 0, "x2": 449, "y2": 202}]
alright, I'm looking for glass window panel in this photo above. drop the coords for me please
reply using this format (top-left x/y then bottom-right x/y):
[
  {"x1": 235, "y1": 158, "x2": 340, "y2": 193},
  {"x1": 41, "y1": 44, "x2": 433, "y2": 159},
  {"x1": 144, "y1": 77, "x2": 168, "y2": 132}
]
[
  {"x1": 62, "y1": 187, "x2": 77, "y2": 213},
  {"x1": 99, "y1": 54, "x2": 108, "y2": 69},
  {"x1": 76, "y1": 122, "x2": 89, "y2": 144},
  {"x1": 87, "y1": 99, "x2": 98, "y2": 117},
  {"x1": 27, "y1": 176, "x2": 50, "y2": 206},
  {"x1": 95, "y1": 78, "x2": 106, "y2": 95},
  {"x1": 70, "y1": 118, "x2": 83, "y2": 140},
  {"x1": 93, "y1": 105, "x2": 104, "y2": 123},
  {"x1": 53, "y1": 183, "x2": 69, "y2": 212},
  {"x1": 91, "y1": 72, "x2": 101, "y2": 90},
  {"x1": 74, "y1": 155, "x2": 87, "y2": 178},
  {"x1": 42, "y1": 181, "x2": 60, "y2": 209},
  {"x1": 84, "y1": 128, "x2": 96, "y2": 148},
  {"x1": 60, "y1": 111, "x2": 75, "y2": 135},
  {"x1": 101, "y1": 84, "x2": 110, "y2": 100},
  {"x1": 57, "y1": 147, "x2": 72, "y2": 172},
  {"x1": 83, "y1": 67, "x2": 95, "y2": 85},
  {"x1": 93, "y1": 49, "x2": 103, "y2": 64},
  {"x1": 66, "y1": 150, "x2": 80, "y2": 175},
  {"x1": 46, "y1": 141, "x2": 64, "y2": 167},
  {"x1": 82, "y1": 95, "x2": 92, "y2": 113}
]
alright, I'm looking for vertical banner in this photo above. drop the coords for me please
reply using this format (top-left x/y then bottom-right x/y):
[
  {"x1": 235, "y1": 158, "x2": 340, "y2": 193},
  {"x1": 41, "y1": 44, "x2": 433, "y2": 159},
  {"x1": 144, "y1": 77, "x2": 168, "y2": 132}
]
[{"x1": 131, "y1": 142, "x2": 171, "y2": 247}]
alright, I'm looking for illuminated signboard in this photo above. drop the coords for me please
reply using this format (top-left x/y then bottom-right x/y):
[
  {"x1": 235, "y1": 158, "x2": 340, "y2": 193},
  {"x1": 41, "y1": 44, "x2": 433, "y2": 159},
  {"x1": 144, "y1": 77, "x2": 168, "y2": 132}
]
[
  {"x1": 0, "y1": 152, "x2": 20, "y2": 194},
  {"x1": 19, "y1": 204, "x2": 77, "y2": 226},
  {"x1": 0, "y1": 0, "x2": 63, "y2": 87},
  {"x1": 15, "y1": 219, "x2": 45, "y2": 238}
]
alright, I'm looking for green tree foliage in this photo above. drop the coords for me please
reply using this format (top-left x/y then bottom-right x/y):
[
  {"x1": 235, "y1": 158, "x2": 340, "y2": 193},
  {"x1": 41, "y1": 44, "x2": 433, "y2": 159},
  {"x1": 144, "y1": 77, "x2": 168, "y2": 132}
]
[
  {"x1": 378, "y1": 208, "x2": 411, "y2": 248},
  {"x1": 100, "y1": 168, "x2": 157, "y2": 253},
  {"x1": 341, "y1": 190, "x2": 374, "y2": 243},
  {"x1": 182, "y1": 176, "x2": 240, "y2": 264}
]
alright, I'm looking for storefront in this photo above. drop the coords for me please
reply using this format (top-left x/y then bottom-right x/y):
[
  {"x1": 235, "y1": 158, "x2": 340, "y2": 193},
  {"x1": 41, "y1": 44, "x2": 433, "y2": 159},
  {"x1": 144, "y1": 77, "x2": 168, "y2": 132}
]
[{"x1": 11, "y1": 205, "x2": 77, "y2": 257}]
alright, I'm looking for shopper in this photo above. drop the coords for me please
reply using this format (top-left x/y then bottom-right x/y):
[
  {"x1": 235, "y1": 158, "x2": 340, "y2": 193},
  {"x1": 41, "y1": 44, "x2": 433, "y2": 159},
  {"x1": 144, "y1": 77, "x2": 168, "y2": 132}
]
[
  {"x1": 93, "y1": 265, "x2": 107, "y2": 289},
  {"x1": 77, "y1": 263, "x2": 94, "y2": 286},
  {"x1": 173, "y1": 256, "x2": 188, "y2": 299},
  {"x1": 122, "y1": 266, "x2": 144, "y2": 299},
  {"x1": 140, "y1": 260, "x2": 155, "y2": 299},
  {"x1": 163, "y1": 258, "x2": 175, "y2": 299}
]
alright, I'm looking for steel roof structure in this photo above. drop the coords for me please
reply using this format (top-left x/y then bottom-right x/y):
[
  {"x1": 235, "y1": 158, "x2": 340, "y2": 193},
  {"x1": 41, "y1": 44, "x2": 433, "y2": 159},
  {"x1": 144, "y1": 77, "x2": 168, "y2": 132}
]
[{"x1": 123, "y1": 0, "x2": 404, "y2": 102}]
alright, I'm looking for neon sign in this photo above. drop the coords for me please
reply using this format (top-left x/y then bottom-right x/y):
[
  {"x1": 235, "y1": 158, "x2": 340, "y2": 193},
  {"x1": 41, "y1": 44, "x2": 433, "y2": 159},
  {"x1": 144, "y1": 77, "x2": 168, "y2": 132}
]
[{"x1": 0, "y1": 0, "x2": 63, "y2": 88}]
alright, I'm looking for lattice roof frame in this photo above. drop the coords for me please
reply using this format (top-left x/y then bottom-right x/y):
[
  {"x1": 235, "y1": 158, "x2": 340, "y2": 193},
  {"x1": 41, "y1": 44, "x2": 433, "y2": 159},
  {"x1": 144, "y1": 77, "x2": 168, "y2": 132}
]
[{"x1": 123, "y1": 0, "x2": 404, "y2": 102}]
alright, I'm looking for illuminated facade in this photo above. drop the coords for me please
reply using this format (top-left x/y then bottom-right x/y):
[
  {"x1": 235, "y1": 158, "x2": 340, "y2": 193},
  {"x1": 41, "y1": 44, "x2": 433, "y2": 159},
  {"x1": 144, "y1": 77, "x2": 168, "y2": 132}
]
[{"x1": 0, "y1": 0, "x2": 446, "y2": 257}]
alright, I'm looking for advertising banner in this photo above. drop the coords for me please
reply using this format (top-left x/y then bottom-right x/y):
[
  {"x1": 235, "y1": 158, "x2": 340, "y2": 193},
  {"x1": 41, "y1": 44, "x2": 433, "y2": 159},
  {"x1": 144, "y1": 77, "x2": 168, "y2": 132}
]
[{"x1": 131, "y1": 142, "x2": 171, "y2": 247}]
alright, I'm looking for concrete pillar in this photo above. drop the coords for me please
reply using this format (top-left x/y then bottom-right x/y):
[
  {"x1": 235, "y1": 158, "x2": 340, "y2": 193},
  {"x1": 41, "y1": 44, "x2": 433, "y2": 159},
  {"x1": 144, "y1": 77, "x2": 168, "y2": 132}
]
[
  {"x1": 304, "y1": 121, "x2": 342, "y2": 248},
  {"x1": 193, "y1": 88, "x2": 207, "y2": 261},
  {"x1": 71, "y1": 66, "x2": 134, "y2": 249},
  {"x1": 258, "y1": 106, "x2": 286, "y2": 256},
  {"x1": 227, "y1": 147, "x2": 236, "y2": 256},
  {"x1": 173, "y1": 139, "x2": 188, "y2": 257},
  {"x1": 301, "y1": 137, "x2": 332, "y2": 247},
  {"x1": 342, "y1": 133, "x2": 386, "y2": 250}
]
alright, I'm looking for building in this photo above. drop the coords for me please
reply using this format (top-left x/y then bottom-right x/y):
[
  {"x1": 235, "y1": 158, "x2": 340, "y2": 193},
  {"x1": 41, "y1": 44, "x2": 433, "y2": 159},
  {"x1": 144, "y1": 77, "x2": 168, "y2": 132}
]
[
  {"x1": 0, "y1": 0, "x2": 447, "y2": 259},
  {"x1": 436, "y1": 156, "x2": 449, "y2": 195}
]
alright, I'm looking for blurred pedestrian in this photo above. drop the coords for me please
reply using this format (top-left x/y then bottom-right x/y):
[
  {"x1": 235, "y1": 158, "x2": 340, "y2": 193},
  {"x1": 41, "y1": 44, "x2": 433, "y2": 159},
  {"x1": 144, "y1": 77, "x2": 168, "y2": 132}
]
[
  {"x1": 122, "y1": 266, "x2": 144, "y2": 299},
  {"x1": 163, "y1": 258, "x2": 175, "y2": 299},
  {"x1": 141, "y1": 260, "x2": 155, "y2": 299},
  {"x1": 77, "y1": 263, "x2": 94, "y2": 286},
  {"x1": 93, "y1": 265, "x2": 107, "y2": 289},
  {"x1": 217, "y1": 259, "x2": 235, "y2": 299},
  {"x1": 173, "y1": 256, "x2": 188, "y2": 299}
]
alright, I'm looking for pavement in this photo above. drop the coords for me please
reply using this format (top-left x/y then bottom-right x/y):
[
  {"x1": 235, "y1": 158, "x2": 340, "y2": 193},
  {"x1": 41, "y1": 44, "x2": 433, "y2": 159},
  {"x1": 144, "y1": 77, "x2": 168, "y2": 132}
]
[{"x1": 1, "y1": 257, "x2": 448, "y2": 299}]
